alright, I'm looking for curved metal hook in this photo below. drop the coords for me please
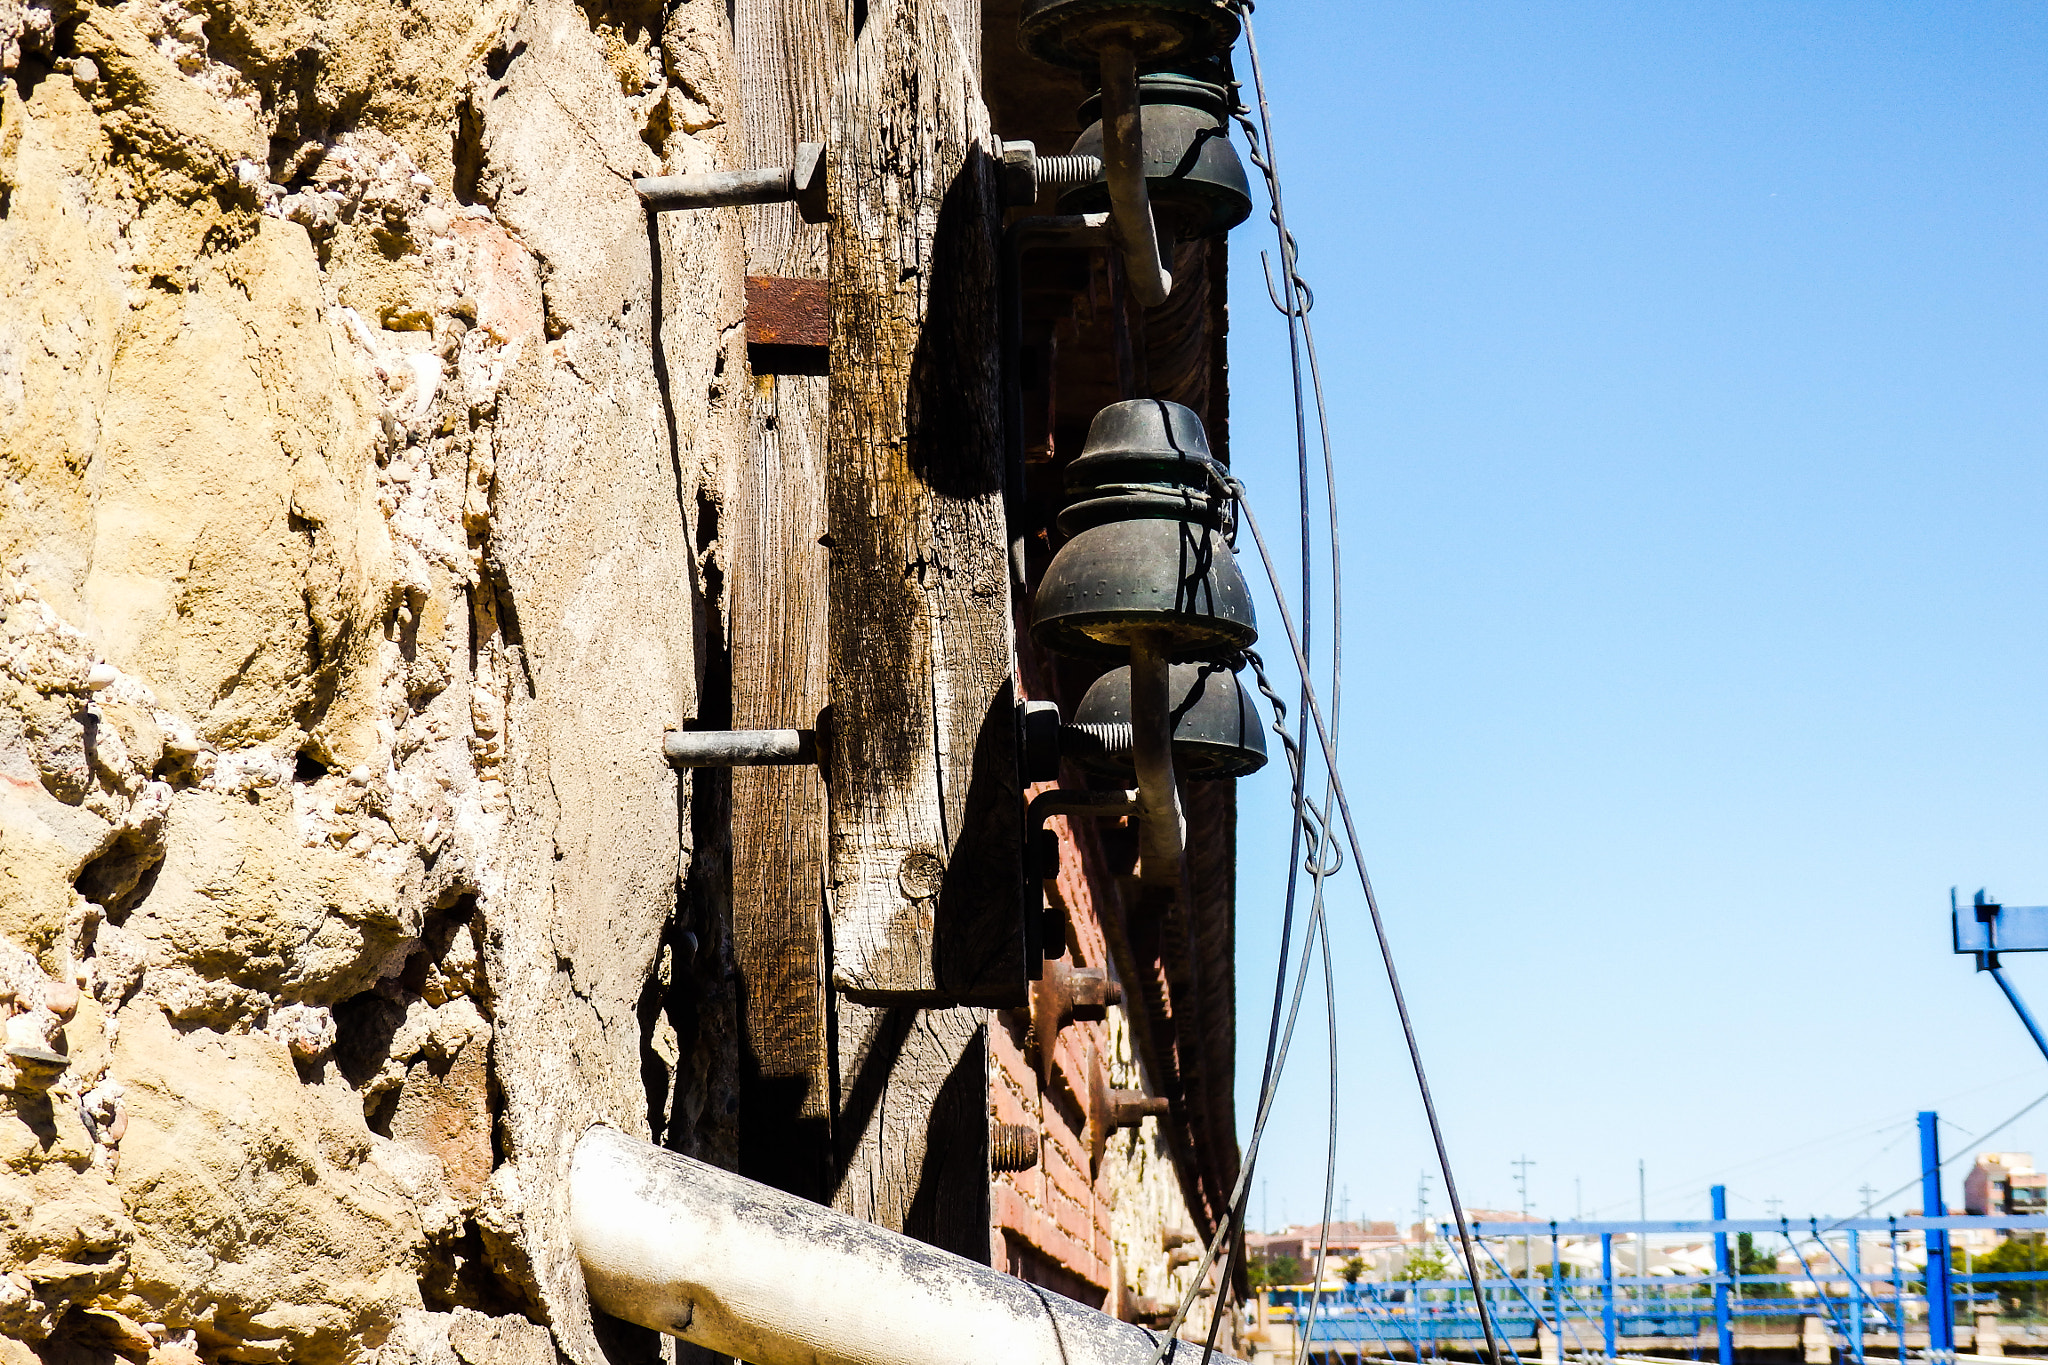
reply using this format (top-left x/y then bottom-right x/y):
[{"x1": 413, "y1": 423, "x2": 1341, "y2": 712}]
[{"x1": 1260, "y1": 251, "x2": 1315, "y2": 319}]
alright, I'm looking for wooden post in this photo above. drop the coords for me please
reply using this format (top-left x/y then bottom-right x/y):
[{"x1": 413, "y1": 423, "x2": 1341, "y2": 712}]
[
  {"x1": 824, "y1": 0, "x2": 1023, "y2": 1007},
  {"x1": 832, "y1": 1003, "x2": 990, "y2": 1258},
  {"x1": 724, "y1": 0, "x2": 849, "y2": 1198}
]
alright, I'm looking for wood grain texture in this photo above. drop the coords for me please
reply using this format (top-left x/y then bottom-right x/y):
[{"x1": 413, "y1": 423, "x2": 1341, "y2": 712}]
[
  {"x1": 824, "y1": 0, "x2": 1024, "y2": 1006},
  {"x1": 832, "y1": 1002, "x2": 992, "y2": 1257},
  {"x1": 736, "y1": 0, "x2": 848, "y2": 276},
  {"x1": 725, "y1": 0, "x2": 848, "y2": 1191}
]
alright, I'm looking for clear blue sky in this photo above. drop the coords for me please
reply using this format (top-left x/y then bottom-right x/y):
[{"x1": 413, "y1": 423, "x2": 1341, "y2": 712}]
[{"x1": 1224, "y1": 1, "x2": 2048, "y2": 1233}]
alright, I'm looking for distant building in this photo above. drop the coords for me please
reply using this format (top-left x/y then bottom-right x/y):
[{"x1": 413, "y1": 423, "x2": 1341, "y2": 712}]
[
  {"x1": 1965, "y1": 1153, "x2": 2048, "y2": 1217},
  {"x1": 1253, "y1": 1222, "x2": 1405, "y2": 1266}
]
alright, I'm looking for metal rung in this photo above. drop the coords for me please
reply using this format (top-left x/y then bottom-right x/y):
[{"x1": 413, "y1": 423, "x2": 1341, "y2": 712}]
[{"x1": 662, "y1": 729, "x2": 817, "y2": 768}]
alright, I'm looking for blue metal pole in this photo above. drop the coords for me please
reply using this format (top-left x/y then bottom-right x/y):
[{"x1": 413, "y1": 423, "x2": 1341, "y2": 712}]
[
  {"x1": 1713, "y1": 1186, "x2": 1735, "y2": 1365},
  {"x1": 1921, "y1": 1111, "x2": 1955, "y2": 1356},
  {"x1": 1551, "y1": 1226, "x2": 1564, "y2": 1347},
  {"x1": 1848, "y1": 1229, "x2": 1864, "y2": 1365},
  {"x1": 1987, "y1": 965, "x2": 2048, "y2": 1066},
  {"x1": 1603, "y1": 1233, "x2": 1617, "y2": 1359},
  {"x1": 1890, "y1": 1224, "x2": 1905, "y2": 1357}
]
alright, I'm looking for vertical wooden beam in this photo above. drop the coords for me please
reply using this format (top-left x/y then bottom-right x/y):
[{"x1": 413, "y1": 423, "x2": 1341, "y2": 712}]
[
  {"x1": 824, "y1": 0, "x2": 1023, "y2": 1007},
  {"x1": 831, "y1": 1003, "x2": 991, "y2": 1257},
  {"x1": 726, "y1": 0, "x2": 850, "y2": 1198}
]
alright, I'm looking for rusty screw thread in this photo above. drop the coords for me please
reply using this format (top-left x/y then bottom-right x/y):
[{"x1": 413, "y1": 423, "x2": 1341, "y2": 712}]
[{"x1": 991, "y1": 1122, "x2": 1042, "y2": 1172}]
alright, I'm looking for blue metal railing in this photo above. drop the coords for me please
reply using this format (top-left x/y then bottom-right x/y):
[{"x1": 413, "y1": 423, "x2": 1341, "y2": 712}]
[{"x1": 1266, "y1": 1272, "x2": 2048, "y2": 1349}]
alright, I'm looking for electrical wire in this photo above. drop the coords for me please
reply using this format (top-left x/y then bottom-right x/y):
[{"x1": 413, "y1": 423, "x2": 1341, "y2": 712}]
[
  {"x1": 1225, "y1": 472, "x2": 1505, "y2": 1365},
  {"x1": 1154, "y1": 8, "x2": 1505, "y2": 1365},
  {"x1": 1817, "y1": 1088, "x2": 2048, "y2": 1234},
  {"x1": 1149, "y1": 0, "x2": 1348, "y2": 1358},
  {"x1": 1579, "y1": 1063, "x2": 2048, "y2": 1218},
  {"x1": 1133, "y1": 10, "x2": 1502, "y2": 1365}
]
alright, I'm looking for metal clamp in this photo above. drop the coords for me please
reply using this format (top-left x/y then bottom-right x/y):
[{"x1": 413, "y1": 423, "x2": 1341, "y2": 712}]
[
  {"x1": 1026, "y1": 787, "x2": 1139, "y2": 874},
  {"x1": 636, "y1": 142, "x2": 827, "y2": 223}
]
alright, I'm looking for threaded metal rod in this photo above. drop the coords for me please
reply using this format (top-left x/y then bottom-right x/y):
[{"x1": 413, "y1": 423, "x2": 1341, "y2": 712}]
[
  {"x1": 1060, "y1": 721, "x2": 1134, "y2": 759},
  {"x1": 636, "y1": 166, "x2": 794, "y2": 211},
  {"x1": 1036, "y1": 154, "x2": 1103, "y2": 189}
]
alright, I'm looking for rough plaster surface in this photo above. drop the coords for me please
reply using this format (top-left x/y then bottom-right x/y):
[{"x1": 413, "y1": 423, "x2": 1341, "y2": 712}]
[{"x1": 0, "y1": 0, "x2": 745, "y2": 1353}]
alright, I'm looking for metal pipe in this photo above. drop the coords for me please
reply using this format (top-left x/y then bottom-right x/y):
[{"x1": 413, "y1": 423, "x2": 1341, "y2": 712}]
[
  {"x1": 637, "y1": 166, "x2": 794, "y2": 211},
  {"x1": 1988, "y1": 964, "x2": 2048, "y2": 1065},
  {"x1": 570, "y1": 1125, "x2": 1240, "y2": 1365},
  {"x1": 662, "y1": 729, "x2": 817, "y2": 768},
  {"x1": 1128, "y1": 639, "x2": 1185, "y2": 882},
  {"x1": 1921, "y1": 1112, "x2": 1956, "y2": 1357},
  {"x1": 1097, "y1": 43, "x2": 1173, "y2": 308},
  {"x1": 637, "y1": 143, "x2": 826, "y2": 222}
]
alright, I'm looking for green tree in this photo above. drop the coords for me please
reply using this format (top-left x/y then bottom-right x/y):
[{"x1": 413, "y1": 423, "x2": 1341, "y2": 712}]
[
  {"x1": 1398, "y1": 1249, "x2": 1451, "y2": 1283},
  {"x1": 1341, "y1": 1257, "x2": 1367, "y2": 1285},
  {"x1": 1974, "y1": 1235, "x2": 2048, "y2": 1315},
  {"x1": 1249, "y1": 1253, "x2": 1304, "y2": 1289},
  {"x1": 1737, "y1": 1233, "x2": 1789, "y2": 1300}
]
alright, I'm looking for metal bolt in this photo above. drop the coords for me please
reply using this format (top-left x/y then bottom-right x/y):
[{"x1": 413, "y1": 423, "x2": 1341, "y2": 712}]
[
  {"x1": 992, "y1": 1123, "x2": 1041, "y2": 1172},
  {"x1": 636, "y1": 142, "x2": 827, "y2": 223},
  {"x1": 662, "y1": 728, "x2": 818, "y2": 768}
]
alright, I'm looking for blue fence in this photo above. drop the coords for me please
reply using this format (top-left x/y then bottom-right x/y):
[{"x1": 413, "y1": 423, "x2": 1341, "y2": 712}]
[{"x1": 1266, "y1": 1273, "x2": 2048, "y2": 1355}]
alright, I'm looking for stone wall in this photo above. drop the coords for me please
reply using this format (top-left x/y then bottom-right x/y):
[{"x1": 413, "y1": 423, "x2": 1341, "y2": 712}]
[{"x1": 0, "y1": 0, "x2": 747, "y2": 1353}]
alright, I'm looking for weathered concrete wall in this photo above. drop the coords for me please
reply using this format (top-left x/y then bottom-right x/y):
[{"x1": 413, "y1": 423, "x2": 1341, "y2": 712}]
[{"x1": 0, "y1": 0, "x2": 746, "y2": 1353}]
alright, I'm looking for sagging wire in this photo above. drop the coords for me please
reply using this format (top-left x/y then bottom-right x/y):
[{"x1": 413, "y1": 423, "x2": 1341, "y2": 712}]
[
  {"x1": 1143, "y1": 8, "x2": 1503, "y2": 1365},
  {"x1": 1222, "y1": 469, "x2": 1507, "y2": 1365},
  {"x1": 1137, "y1": 641, "x2": 1342, "y2": 1365},
  {"x1": 1820, "y1": 1089, "x2": 2048, "y2": 1235},
  {"x1": 1119, "y1": 0, "x2": 1348, "y2": 1358},
  {"x1": 1228, "y1": 6, "x2": 1508, "y2": 1365},
  {"x1": 1144, "y1": 0, "x2": 1349, "y2": 1358}
]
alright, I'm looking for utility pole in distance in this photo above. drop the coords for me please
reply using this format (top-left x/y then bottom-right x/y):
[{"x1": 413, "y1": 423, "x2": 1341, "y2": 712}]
[
  {"x1": 1513, "y1": 1156, "x2": 1536, "y2": 1277},
  {"x1": 1639, "y1": 1159, "x2": 1649, "y2": 1277}
]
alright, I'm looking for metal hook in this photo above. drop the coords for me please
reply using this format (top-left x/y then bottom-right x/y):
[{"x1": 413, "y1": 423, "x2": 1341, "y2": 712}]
[{"x1": 1260, "y1": 251, "x2": 1314, "y2": 318}]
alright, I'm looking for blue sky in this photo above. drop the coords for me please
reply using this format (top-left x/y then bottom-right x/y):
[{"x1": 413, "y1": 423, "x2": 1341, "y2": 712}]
[{"x1": 1223, "y1": 1, "x2": 2048, "y2": 1231}]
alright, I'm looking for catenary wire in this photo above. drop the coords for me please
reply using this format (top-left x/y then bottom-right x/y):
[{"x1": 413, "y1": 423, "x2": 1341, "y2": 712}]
[
  {"x1": 1231, "y1": 5, "x2": 1506, "y2": 1363},
  {"x1": 1152, "y1": 0, "x2": 1344, "y2": 1358},
  {"x1": 1144, "y1": 8, "x2": 1501, "y2": 1364},
  {"x1": 1818, "y1": 1088, "x2": 2048, "y2": 1234},
  {"x1": 1226, "y1": 471, "x2": 1505, "y2": 1365}
]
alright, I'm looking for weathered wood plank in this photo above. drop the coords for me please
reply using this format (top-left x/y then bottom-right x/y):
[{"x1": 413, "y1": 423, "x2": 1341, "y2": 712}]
[
  {"x1": 831, "y1": 1002, "x2": 991, "y2": 1257},
  {"x1": 824, "y1": 0, "x2": 1023, "y2": 1005},
  {"x1": 725, "y1": 0, "x2": 849, "y2": 1196},
  {"x1": 736, "y1": 0, "x2": 848, "y2": 275}
]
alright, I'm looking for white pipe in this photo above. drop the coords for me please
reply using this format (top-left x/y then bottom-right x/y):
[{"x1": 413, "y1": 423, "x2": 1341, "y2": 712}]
[
  {"x1": 1098, "y1": 43, "x2": 1174, "y2": 308},
  {"x1": 570, "y1": 1125, "x2": 1239, "y2": 1365},
  {"x1": 1128, "y1": 639, "x2": 1186, "y2": 883}
]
